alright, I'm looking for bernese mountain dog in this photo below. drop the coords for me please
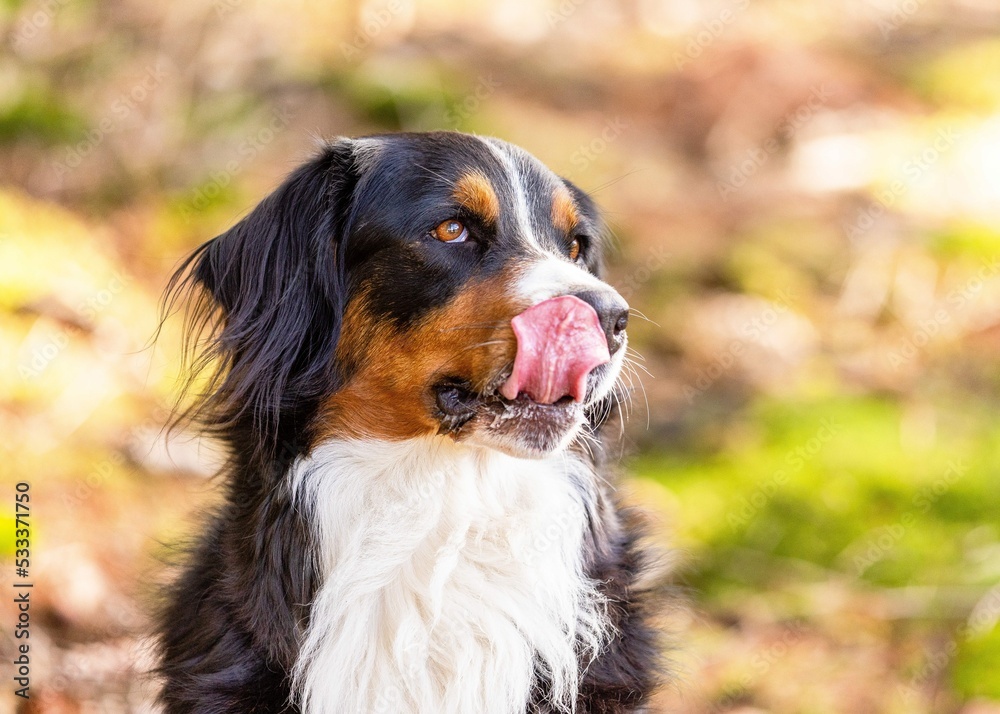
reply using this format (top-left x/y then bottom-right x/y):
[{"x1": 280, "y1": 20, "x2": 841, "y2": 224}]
[{"x1": 159, "y1": 131, "x2": 663, "y2": 713}]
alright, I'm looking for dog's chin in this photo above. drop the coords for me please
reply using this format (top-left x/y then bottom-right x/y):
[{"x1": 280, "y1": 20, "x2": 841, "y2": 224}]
[
  {"x1": 434, "y1": 362, "x2": 619, "y2": 459},
  {"x1": 461, "y1": 394, "x2": 586, "y2": 459}
]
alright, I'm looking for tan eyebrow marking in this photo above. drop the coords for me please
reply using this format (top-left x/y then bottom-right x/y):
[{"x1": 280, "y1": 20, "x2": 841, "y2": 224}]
[
  {"x1": 551, "y1": 185, "x2": 579, "y2": 234},
  {"x1": 453, "y1": 170, "x2": 500, "y2": 224}
]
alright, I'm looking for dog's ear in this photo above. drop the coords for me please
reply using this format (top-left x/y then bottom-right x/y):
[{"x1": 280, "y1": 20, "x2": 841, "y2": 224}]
[{"x1": 165, "y1": 139, "x2": 361, "y2": 461}]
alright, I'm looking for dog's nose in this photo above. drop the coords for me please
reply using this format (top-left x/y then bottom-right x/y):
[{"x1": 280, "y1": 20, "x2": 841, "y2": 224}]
[{"x1": 573, "y1": 290, "x2": 629, "y2": 355}]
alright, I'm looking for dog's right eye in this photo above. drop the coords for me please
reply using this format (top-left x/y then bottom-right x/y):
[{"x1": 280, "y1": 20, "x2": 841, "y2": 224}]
[
  {"x1": 568, "y1": 235, "x2": 590, "y2": 263},
  {"x1": 431, "y1": 219, "x2": 469, "y2": 243}
]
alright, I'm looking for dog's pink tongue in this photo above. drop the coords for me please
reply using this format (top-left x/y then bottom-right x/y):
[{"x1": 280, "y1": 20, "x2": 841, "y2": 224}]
[{"x1": 500, "y1": 296, "x2": 610, "y2": 405}]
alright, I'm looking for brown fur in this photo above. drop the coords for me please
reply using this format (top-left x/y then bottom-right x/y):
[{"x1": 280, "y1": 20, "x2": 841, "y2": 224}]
[
  {"x1": 319, "y1": 269, "x2": 521, "y2": 441},
  {"x1": 453, "y1": 170, "x2": 501, "y2": 225},
  {"x1": 551, "y1": 185, "x2": 579, "y2": 235}
]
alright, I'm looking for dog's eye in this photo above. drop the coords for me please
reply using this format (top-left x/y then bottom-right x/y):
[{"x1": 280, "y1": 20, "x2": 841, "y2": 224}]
[
  {"x1": 568, "y1": 236, "x2": 586, "y2": 262},
  {"x1": 431, "y1": 219, "x2": 468, "y2": 243}
]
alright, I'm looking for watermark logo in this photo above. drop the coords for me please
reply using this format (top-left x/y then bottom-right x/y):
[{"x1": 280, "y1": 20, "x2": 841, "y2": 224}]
[
  {"x1": 672, "y1": 0, "x2": 751, "y2": 70},
  {"x1": 340, "y1": 0, "x2": 408, "y2": 61},
  {"x1": 51, "y1": 63, "x2": 169, "y2": 179},
  {"x1": 886, "y1": 257, "x2": 1000, "y2": 370},
  {"x1": 10, "y1": 0, "x2": 71, "y2": 47},
  {"x1": 571, "y1": 116, "x2": 629, "y2": 172},
  {"x1": 444, "y1": 75, "x2": 501, "y2": 128},
  {"x1": 727, "y1": 419, "x2": 842, "y2": 531},
  {"x1": 17, "y1": 271, "x2": 131, "y2": 381},
  {"x1": 717, "y1": 84, "x2": 834, "y2": 201},
  {"x1": 845, "y1": 126, "x2": 960, "y2": 245},
  {"x1": 178, "y1": 107, "x2": 293, "y2": 221},
  {"x1": 683, "y1": 289, "x2": 797, "y2": 403},
  {"x1": 850, "y1": 458, "x2": 968, "y2": 575}
]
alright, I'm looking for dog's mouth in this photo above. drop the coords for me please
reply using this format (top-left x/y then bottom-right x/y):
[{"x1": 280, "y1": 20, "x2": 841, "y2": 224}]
[
  {"x1": 433, "y1": 296, "x2": 613, "y2": 457},
  {"x1": 433, "y1": 374, "x2": 585, "y2": 437},
  {"x1": 434, "y1": 295, "x2": 613, "y2": 441}
]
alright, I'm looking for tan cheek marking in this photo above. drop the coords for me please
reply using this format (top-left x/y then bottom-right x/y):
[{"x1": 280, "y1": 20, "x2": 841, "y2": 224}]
[
  {"x1": 551, "y1": 186, "x2": 579, "y2": 235},
  {"x1": 317, "y1": 271, "x2": 520, "y2": 442},
  {"x1": 318, "y1": 294, "x2": 431, "y2": 441},
  {"x1": 453, "y1": 170, "x2": 500, "y2": 225}
]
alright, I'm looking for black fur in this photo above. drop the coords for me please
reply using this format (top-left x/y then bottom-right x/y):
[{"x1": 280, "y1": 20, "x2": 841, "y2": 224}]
[{"x1": 158, "y1": 132, "x2": 664, "y2": 713}]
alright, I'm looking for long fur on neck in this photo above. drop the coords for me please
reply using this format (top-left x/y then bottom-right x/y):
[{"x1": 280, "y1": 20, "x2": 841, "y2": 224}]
[{"x1": 288, "y1": 436, "x2": 612, "y2": 714}]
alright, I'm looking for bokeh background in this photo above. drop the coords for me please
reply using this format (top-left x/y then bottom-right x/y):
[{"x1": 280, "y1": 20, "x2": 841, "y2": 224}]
[{"x1": 2, "y1": 0, "x2": 1000, "y2": 711}]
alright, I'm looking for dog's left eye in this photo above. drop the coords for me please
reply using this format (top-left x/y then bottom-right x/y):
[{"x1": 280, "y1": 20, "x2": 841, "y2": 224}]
[
  {"x1": 568, "y1": 236, "x2": 587, "y2": 262},
  {"x1": 431, "y1": 219, "x2": 468, "y2": 243}
]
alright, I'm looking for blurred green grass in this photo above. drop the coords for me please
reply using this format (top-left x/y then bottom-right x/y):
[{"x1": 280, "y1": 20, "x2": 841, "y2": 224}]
[{"x1": 633, "y1": 388, "x2": 1000, "y2": 700}]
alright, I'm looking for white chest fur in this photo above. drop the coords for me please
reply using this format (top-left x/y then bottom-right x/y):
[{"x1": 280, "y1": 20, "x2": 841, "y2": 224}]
[{"x1": 289, "y1": 437, "x2": 609, "y2": 714}]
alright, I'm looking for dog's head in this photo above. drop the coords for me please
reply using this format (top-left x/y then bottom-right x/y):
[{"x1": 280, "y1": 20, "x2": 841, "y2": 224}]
[{"x1": 172, "y1": 132, "x2": 629, "y2": 461}]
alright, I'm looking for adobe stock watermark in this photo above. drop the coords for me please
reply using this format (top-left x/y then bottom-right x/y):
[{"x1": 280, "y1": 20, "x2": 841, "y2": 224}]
[
  {"x1": 47, "y1": 634, "x2": 151, "y2": 698},
  {"x1": 727, "y1": 419, "x2": 842, "y2": 532},
  {"x1": 51, "y1": 63, "x2": 169, "y2": 179},
  {"x1": 62, "y1": 402, "x2": 171, "y2": 509},
  {"x1": 618, "y1": 246, "x2": 672, "y2": 303},
  {"x1": 10, "y1": 0, "x2": 71, "y2": 47},
  {"x1": 717, "y1": 83, "x2": 834, "y2": 201},
  {"x1": 213, "y1": 0, "x2": 243, "y2": 18},
  {"x1": 17, "y1": 271, "x2": 131, "y2": 382},
  {"x1": 379, "y1": 462, "x2": 465, "y2": 525},
  {"x1": 547, "y1": 0, "x2": 587, "y2": 28},
  {"x1": 522, "y1": 500, "x2": 587, "y2": 566},
  {"x1": 850, "y1": 458, "x2": 968, "y2": 575},
  {"x1": 683, "y1": 289, "x2": 796, "y2": 404},
  {"x1": 845, "y1": 126, "x2": 960, "y2": 245},
  {"x1": 570, "y1": 117, "x2": 629, "y2": 172},
  {"x1": 708, "y1": 620, "x2": 806, "y2": 712},
  {"x1": 886, "y1": 256, "x2": 1000, "y2": 370},
  {"x1": 376, "y1": 612, "x2": 468, "y2": 711},
  {"x1": 966, "y1": 584, "x2": 1000, "y2": 641},
  {"x1": 444, "y1": 75, "x2": 501, "y2": 128},
  {"x1": 178, "y1": 107, "x2": 293, "y2": 221},
  {"x1": 673, "y1": 0, "x2": 750, "y2": 70},
  {"x1": 18, "y1": 324, "x2": 75, "y2": 383},
  {"x1": 876, "y1": 0, "x2": 929, "y2": 39},
  {"x1": 340, "y1": 0, "x2": 407, "y2": 61},
  {"x1": 897, "y1": 582, "x2": 1000, "y2": 705}
]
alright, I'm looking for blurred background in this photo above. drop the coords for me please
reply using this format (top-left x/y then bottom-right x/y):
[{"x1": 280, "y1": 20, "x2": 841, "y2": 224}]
[{"x1": 2, "y1": 0, "x2": 1000, "y2": 711}]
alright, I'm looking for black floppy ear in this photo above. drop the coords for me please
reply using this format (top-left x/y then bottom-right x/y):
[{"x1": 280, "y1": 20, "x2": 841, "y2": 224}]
[{"x1": 166, "y1": 139, "x2": 360, "y2": 460}]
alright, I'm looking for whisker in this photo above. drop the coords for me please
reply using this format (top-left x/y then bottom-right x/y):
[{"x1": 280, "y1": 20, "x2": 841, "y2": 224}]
[
  {"x1": 414, "y1": 163, "x2": 453, "y2": 187},
  {"x1": 618, "y1": 379, "x2": 635, "y2": 420},
  {"x1": 602, "y1": 380, "x2": 629, "y2": 438},
  {"x1": 617, "y1": 378, "x2": 636, "y2": 419},
  {"x1": 456, "y1": 340, "x2": 508, "y2": 354},
  {"x1": 575, "y1": 430, "x2": 597, "y2": 460},
  {"x1": 436, "y1": 322, "x2": 510, "y2": 333},
  {"x1": 575, "y1": 427, "x2": 617, "y2": 490},
  {"x1": 620, "y1": 360, "x2": 641, "y2": 391},
  {"x1": 628, "y1": 361, "x2": 654, "y2": 379},
  {"x1": 625, "y1": 351, "x2": 654, "y2": 379},
  {"x1": 585, "y1": 168, "x2": 649, "y2": 196},
  {"x1": 627, "y1": 308, "x2": 659, "y2": 327},
  {"x1": 615, "y1": 389, "x2": 632, "y2": 421},
  {"x1": 624, "y1": 346, "x2": 648, "y2": 363},
  {"x1": 588, "y1": 392, "x2": 613, "y2": 430},
  {"x1": 622, "y1": 358, "x2": 651, "y2": 429}
]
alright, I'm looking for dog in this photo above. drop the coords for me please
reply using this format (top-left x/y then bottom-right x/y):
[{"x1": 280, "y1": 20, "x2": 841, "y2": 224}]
[{"x1": 159, "y1": 132, "x2": 663, "y2": 713}]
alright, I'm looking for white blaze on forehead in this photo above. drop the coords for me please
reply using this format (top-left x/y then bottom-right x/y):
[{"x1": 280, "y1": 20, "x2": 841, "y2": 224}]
[
  {"x1": 478, "y1": 136, "x2": 545, "y2": 251},
  {"x1": 514, "y1": 256, "x2": 614, "y2": 305}
]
